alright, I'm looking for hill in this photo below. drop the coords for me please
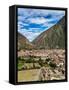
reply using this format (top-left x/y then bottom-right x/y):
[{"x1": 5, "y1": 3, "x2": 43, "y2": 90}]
[
  {"x1": 18, "y1": 32, "x2": 35, "y2": 50},
  {"x1": 32, "y1": 16, "x2": 65, "y2": 49}
]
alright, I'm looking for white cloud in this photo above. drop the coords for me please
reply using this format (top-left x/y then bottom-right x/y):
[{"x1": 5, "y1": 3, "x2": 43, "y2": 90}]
[
  {"x1": 18, "y1": 28, "x2": 40, "y2": 42},
  {"x1": 18, "y1": 8, "x2": 65, "y2": 42},
  {"x1": 28, "y1": 17, "x2": 47, "y2": 24}
]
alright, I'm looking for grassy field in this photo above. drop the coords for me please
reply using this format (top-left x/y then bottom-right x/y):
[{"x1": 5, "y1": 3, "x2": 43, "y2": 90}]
[{"x1": 18, "y1": 69, "x2": 40, "y2": 82}]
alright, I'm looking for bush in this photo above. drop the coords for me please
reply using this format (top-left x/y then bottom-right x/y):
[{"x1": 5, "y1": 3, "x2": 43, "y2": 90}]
[
  {"x1": 26, "y1": 58, "x2": 32, "y2": 63},
  {"x1": 38, "y1": 57, "x2": 43, "y2": 67},
  {"x1": 18, "y1": 57, "x2": 26, "y2": 65},
  {"x1": 46, "y1": 58, "x2": 51, "y2": 62},
  {"x1": 49, "y1": 62, "x2": 57, "y2": 69}
]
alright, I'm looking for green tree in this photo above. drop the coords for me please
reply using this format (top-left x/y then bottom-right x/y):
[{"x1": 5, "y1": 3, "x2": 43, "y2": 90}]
[
  {"x1": 49, "y1": 62, "x2": 57, "y2": 69},
  {"x1": 38, "y1": 57, "x2": 43, "y2": 67}
]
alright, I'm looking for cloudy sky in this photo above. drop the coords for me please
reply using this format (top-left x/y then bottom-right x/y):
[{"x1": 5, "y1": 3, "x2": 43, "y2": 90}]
[{"x1": 18, "y1": 8, "x2": 65, "y2": 42}]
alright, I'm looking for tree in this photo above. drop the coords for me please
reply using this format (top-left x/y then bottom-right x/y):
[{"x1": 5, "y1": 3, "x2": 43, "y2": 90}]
[
  {"x1": 38, "y1": 57, "x2": 43, "y2": 67},
  {"x1": 49, "y1": 62, "x2": 57, "y2": 69}
]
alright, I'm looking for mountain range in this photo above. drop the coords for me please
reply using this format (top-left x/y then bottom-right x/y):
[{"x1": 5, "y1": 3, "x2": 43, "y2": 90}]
[{"x1": 18, "y1": 16, "x2": 65, "y2": 50}]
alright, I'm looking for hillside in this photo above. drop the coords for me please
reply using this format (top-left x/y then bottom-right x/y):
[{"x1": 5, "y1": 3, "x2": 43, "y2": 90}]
[
  {"x1": 18, "y1": 32, "x2": 35, "y2": 50},
  {"x1": 32, "y1": 16, "x2": 65, "y2": 49}
]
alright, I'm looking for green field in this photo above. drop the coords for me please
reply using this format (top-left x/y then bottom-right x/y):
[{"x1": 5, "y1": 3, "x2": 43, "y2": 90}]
[{"x1": 18, "y1": 69, "x2": 40, "y2": 82}]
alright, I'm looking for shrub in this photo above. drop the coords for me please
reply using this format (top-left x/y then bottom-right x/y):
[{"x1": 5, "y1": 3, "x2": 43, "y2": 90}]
[
  {"x1": 38, "y1": 57, "x2": 43, "y2": 67},
  {"x1": 49, "y1": 62, "x2": 57, "y2": 69},
  {"x1": 46, "y1": 58, "x2": 51, "y2": 62}
]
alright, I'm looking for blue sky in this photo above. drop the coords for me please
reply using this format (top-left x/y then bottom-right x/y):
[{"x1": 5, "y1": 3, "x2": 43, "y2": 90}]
[{"x1": 18, "y1": 8, "x2": 65, "y2": 42}]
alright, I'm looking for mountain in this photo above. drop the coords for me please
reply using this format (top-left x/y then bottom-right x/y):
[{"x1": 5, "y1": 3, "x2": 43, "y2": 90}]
[
  {"x1": 18, "y1": 32, "x2": 35, "y2": 50},
  {"x1": 32, "y1": 16, "x2": 65, "y2": 49}
]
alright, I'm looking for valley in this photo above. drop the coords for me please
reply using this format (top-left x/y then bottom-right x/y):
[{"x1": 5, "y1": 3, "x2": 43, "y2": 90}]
[{"x1": 17, "y1": 16, "x2": 66, "y2": 82}]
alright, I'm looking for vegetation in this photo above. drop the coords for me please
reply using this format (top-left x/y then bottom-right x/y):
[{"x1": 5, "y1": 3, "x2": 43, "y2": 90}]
[
  {"x1": 49, "y1": 62, "x2": 57, "y2": 69},
  {"x1": 38, "y1": 57, "x2": 43, "y2": 67},
  {"x1": 18, "y1": 55, "x2": 57, "y2": 70}
]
